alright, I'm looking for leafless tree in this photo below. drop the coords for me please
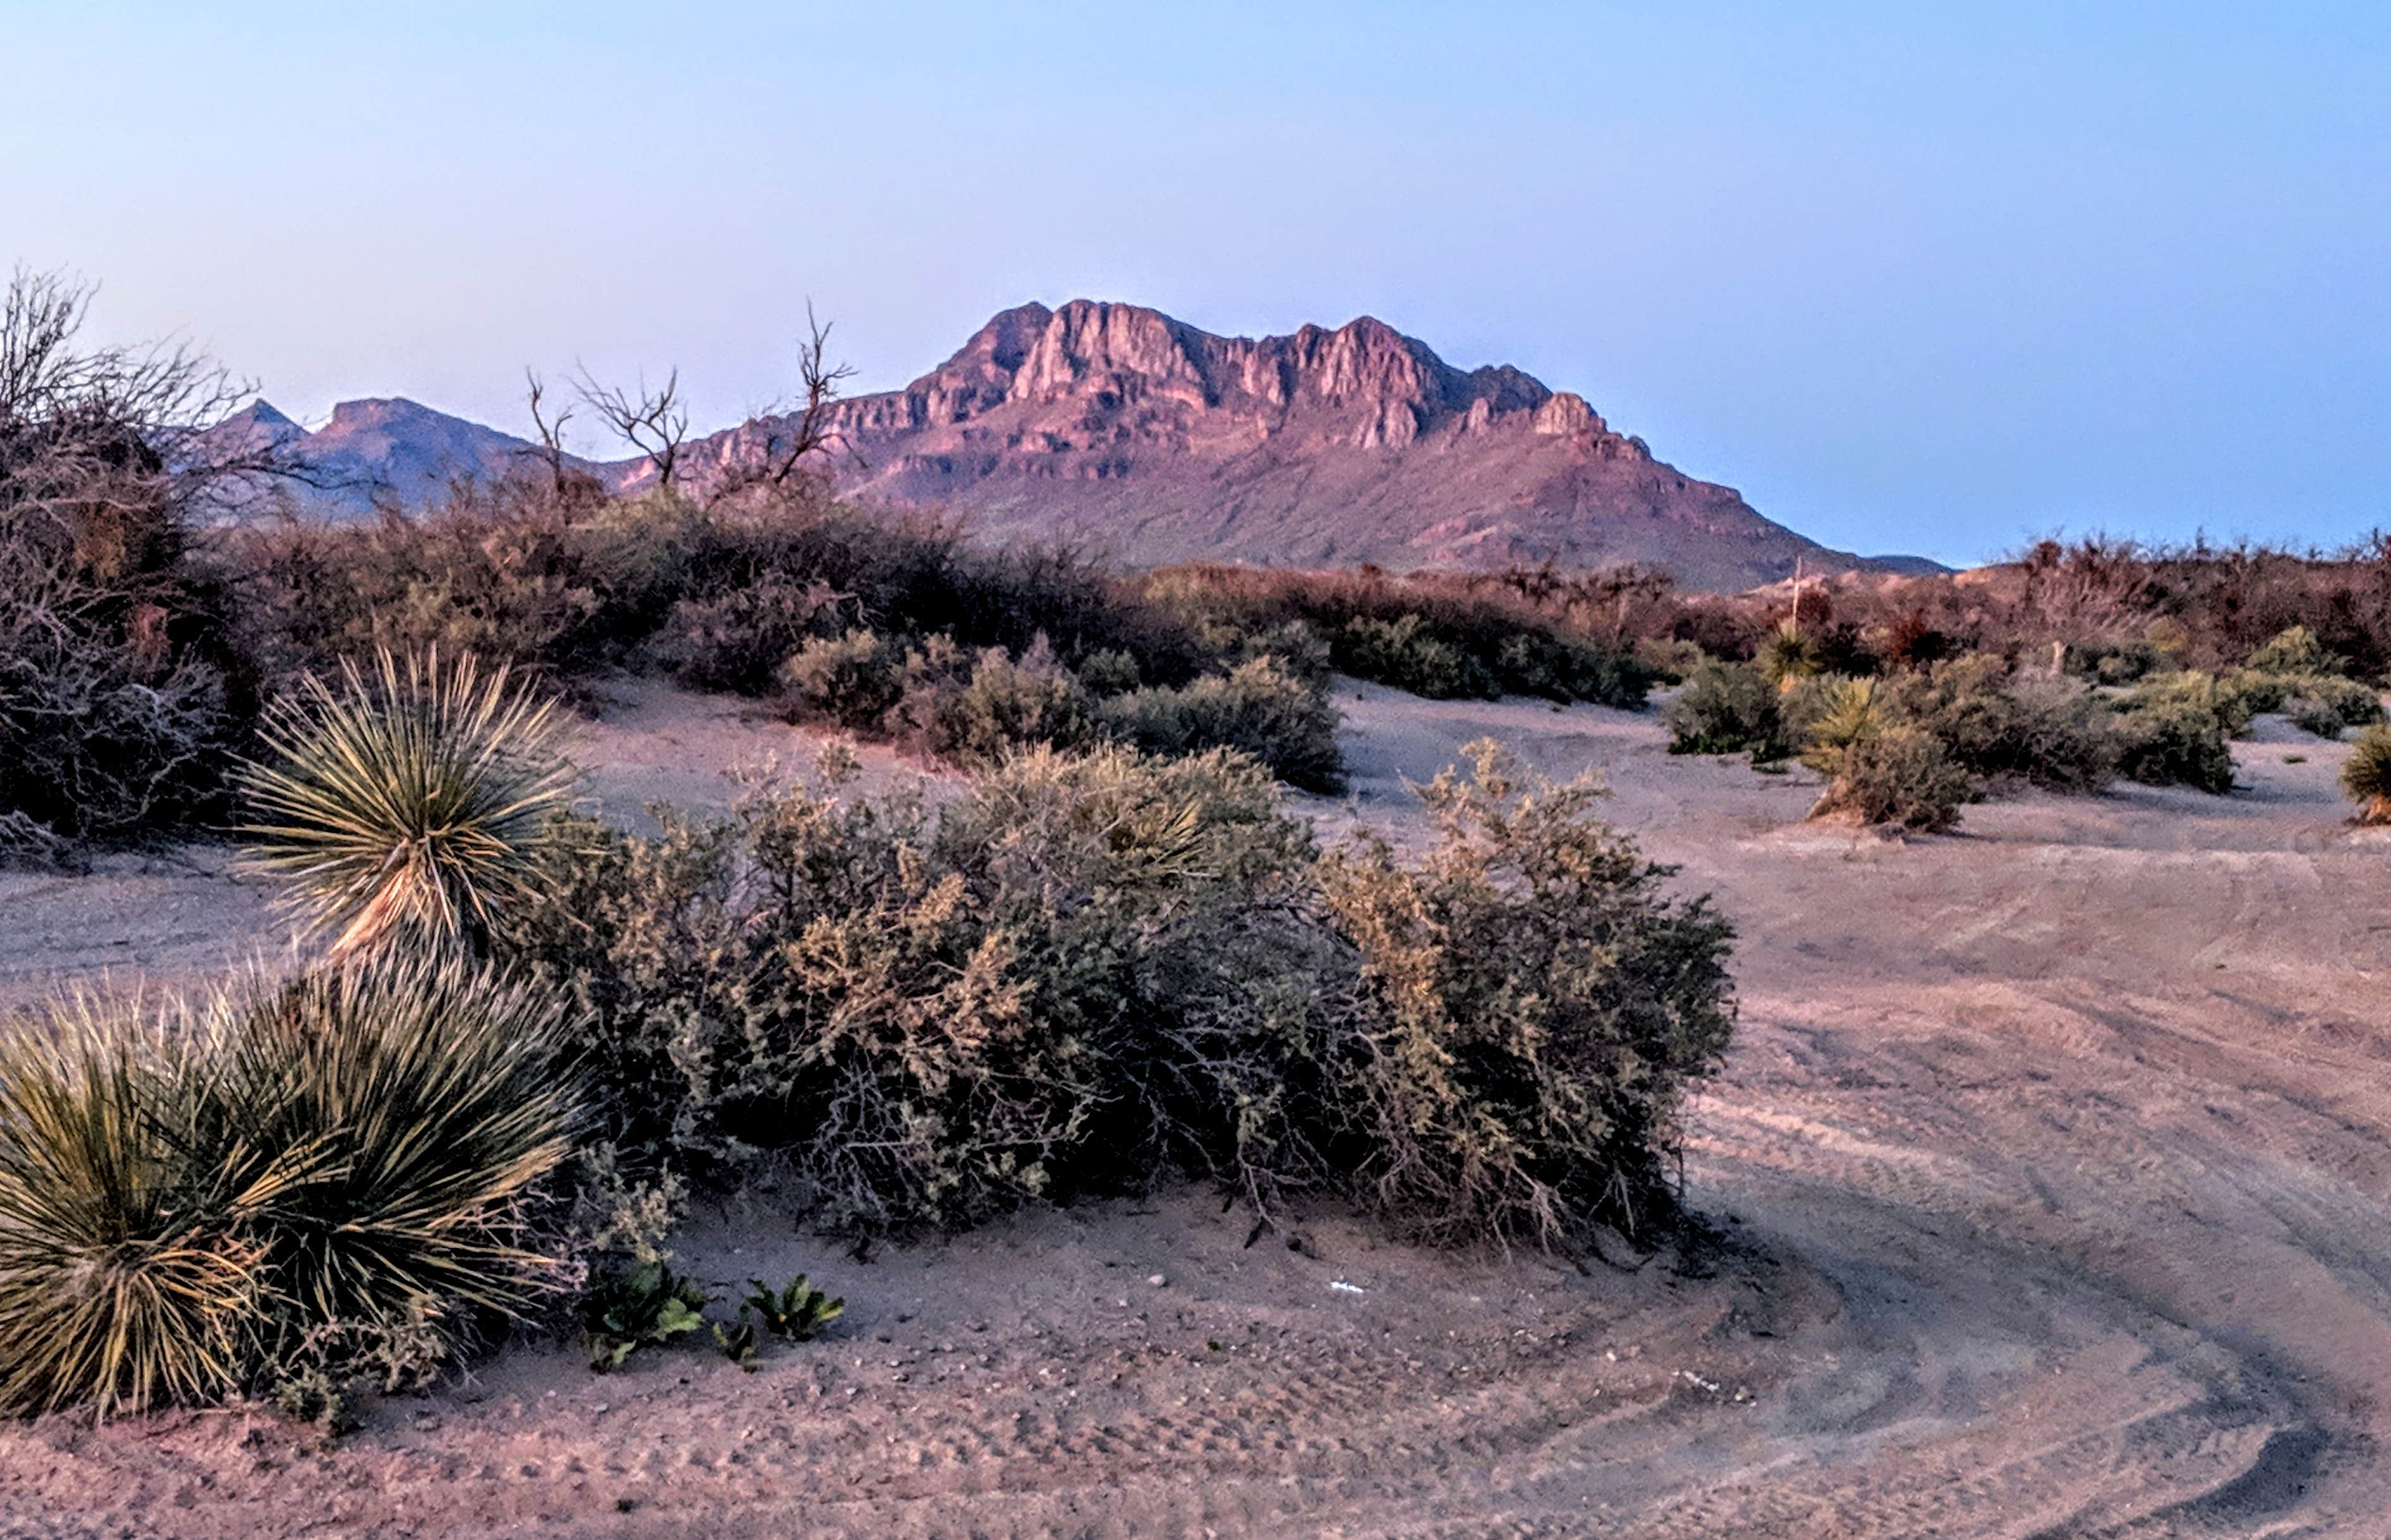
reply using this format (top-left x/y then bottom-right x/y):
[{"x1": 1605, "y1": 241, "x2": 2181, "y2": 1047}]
[
  {"x1": 519, "y1": 368, "x2": 579, "y2": 494},
  {"x1": 739, "y1": 303, "x2": 859, "y2": 491},
  {"x1": 0, "y1": 265, "x2": 281, "y2": 856},
  {"x1": 573, "y1": 364, "x2": 688, "y2": 489}
]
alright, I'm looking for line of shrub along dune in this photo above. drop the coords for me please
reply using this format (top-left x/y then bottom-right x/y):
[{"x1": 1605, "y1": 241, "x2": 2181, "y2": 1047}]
[
  {"x1": 0, "y1": 647, "x2": 1737, "y2": 1424},
  {"x1": 1660, "y1": 617, "x2": 2390, "y2": 831}
]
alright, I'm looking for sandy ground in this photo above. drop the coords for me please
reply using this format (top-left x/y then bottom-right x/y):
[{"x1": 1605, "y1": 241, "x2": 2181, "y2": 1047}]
[{"x1": 3, "y1": 678, "x2": 2389, "y2": 1537}]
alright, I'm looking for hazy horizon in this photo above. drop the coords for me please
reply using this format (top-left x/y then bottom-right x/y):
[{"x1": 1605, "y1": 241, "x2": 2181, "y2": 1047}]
[{"x1": 11, "y1": 1, "x2": 2388, "y2": 567}]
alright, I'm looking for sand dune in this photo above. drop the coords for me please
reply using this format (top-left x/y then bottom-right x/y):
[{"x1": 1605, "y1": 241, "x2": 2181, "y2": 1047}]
[{"x1": 3, "y1": 682, "x2": 2385, "y2": 1536}]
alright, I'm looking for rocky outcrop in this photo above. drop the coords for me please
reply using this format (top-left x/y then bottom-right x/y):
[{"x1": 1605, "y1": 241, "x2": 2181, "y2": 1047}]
[
  {"x1": 226, "y1": 300, "x2": 1896, "y2": 589},
  {"x1": 620, "y1": 299, "x2": 1878, "y2": 590}
]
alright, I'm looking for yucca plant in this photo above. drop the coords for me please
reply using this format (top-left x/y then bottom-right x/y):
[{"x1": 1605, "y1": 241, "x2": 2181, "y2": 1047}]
[
  {"x1": 1796, "y1": 676, "x2": 1886, "y2": 773},
  {"x1": 203, "y1": 955, "x2": 583, "y2": 1352},
  {"x1": 1757, "y1": 620, "x2": 1823, "y2": 690},
  {"x1": 2343, "y1": 724, "x2": 2391, "y2": 824},
  {"x1": 0, "y1": 993, "x2": 303, "y2": 1418},
  {"x1": 238, "y1": 648, "x2": 576, "y2": 961}
]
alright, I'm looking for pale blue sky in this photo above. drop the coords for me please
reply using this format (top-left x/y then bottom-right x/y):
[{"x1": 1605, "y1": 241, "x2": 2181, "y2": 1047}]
[{"x1": 8, "y1": 1, "x2": 2387, "y2": 564}]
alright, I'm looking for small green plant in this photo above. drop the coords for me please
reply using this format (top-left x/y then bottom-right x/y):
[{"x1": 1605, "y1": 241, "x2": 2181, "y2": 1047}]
[
  {"x1": 744, "y1": 1274, "x2": 845, "y2": 1342},
  {"x1": 238, "y1": 648, "x2": 576, "y2": 960},
  {"x1": 711, "y1": 1313, "x2": 760, "y2": 1369},
  {"x1": 583, "y1": 1261, "x2": 711, "y2": 1371},
  {"x1": 2342, "y1": 724, "x2": 2391, "y2": 824}
]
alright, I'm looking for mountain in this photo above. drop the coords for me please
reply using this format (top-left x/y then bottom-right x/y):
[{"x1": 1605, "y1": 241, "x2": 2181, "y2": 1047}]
[
  {"x1": 615, "y1": 300, "x2": 1888, "y2": 590},
  {"x1": 207, "y1": 397, "x2": 562, "y2": 517},
  {"x1": 222, "y1": 302, "x2": 1918, "y2": 588}
]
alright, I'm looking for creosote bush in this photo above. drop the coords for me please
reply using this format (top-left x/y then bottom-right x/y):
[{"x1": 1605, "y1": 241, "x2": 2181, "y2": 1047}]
[
  {"x1": 1317, "y1": 742, "x2": 1736, "y2": 1246},
  {"x1": 1100, "y1": 655, "x2": 1346, "y2": 793},
  {"x1": 497, "y1": 739, "x2": 1733, "y2": 1254},
  {"x1": 1140, "y1": 564, "x2": 1659, "y2": 708},
  {"x1": 1807, "y1": 725, "x2": 1974, "y2": 832},
  {"x1": 1664, "y1": 660, "x2": 1784, "y2": 758},
  {"x1": 1878, "y1": 655, "x2": 2116, "y2": 791}
]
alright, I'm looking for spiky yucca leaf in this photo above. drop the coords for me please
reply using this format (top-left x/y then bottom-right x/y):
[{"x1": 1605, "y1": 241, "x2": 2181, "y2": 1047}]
[
  {"x1": 0, "y1": 993, "x2": 302, "y2": 1418},
  {"x1": 2343, "y1": 723, "x2": 2391, "y2": 823},
  {"x1": 238, "y1": 650, "x2": 575, "y2": 960},
  {"x1": 1798, "y1": 677, "x2": 1885, "y2": 773},
  {"x1": 1757, "y1": 621, "x2": 1822, "y2": 689},
  {"x1": 205, "y1": 955, "x2": 582, "y2": 1343}
]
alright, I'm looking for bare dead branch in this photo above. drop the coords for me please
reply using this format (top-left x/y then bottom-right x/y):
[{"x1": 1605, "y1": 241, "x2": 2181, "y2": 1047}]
[
  {"x1": 716, "y1": 303, "x2": 861, "y2": 499},
  {"x1": 521, "y1": 369, "x2": 578, "y2": 494},
  {"x1": 573, "y1": 364, "x2": 688, "y2": 489}
]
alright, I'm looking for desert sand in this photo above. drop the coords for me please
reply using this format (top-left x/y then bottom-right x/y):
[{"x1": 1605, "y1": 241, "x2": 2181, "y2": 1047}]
[{"x1": 1, "y1": 679, "x2": 2385, "y2": 1537}]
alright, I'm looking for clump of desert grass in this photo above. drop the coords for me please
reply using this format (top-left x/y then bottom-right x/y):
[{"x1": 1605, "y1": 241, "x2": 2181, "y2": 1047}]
[
  {"x1": 238, "y1": 649, "x2": 575, "y2": 961},
  {"x1": 0, "y1": 991, "x2": 262, "y2": 1417},
  {"x1": 0, "y1": 958, "x2": 579, "y2": 1419},
  {"x1": 2343, "y1": 724, "x2": 2391, "y2": 825}
]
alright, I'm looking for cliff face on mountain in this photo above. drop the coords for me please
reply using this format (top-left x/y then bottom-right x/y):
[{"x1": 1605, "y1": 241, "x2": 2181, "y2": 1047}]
[
  {"x1": 219, "y1": 301, "x2": 1894, "y2": 590},
  {"x1": 623, "y1": 300, "x2": 1874, "y2": 590}
]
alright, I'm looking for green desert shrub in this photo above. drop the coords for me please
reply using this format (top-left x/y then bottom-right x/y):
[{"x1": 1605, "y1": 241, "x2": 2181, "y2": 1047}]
[
  {"x1": 776, "y1": 628, "x2": 909, "y2": 731},
  {"x1": 1807, "y1": 724, "x2": 1975, "y2": 832},
  {"x1": 1141, "y1": 565, "x2": 1656, "y2": 708},
  {"x1": 0, "y1": 958, "x2": 580, "y2": 1419},
  {"x1": 502, "y1": 738, "x2": 1733, "y2": 1251},
  {"x1": 1336, "y1": 614, "x2": 1501, "y2": 699},
  {"x1": 500, "y1": 743, "x2": 1331, "y2": 1234},
  {"x1": 2247, "y1": 624, "x2": 2341, "y2": 677},
  {"x1": 1317, "y1": 741, "x2": 1736, "y2": 1246},
  {"x1": 2284, "y1": 674, "x2": 2385, "y2": 738},
  {"x1": 1664, "y1": 660, "x2": 1785, "y2": 758},
  {"x1": 2342, "y1": 724, "x2": 2391, "y2": 823},
  {"x1": 1878, "y1": 655, "x2": 2117, "y2": 790},
  {"x1": 238, "y1": 649, "x2": 576, "y2": 961},
  {"x1": 2216, "y1": 667, "x2": 2292, "y2": 729},
  {"x1": 889, "y1": 636, "x2": 1101, "y2": 767},
  {"x1": 2113, "y1": 697, "x2": 2237, "y2": 793},
  {"x1": 1100, "y1": 656, "x2": 1346, "y2": 793},
  {"x1": 2123, "y1": 670, "x2": 2248, "y2": 735},
  {"x1": 2292, "y1": 699, "x2": 2349, "y2": 739}
]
